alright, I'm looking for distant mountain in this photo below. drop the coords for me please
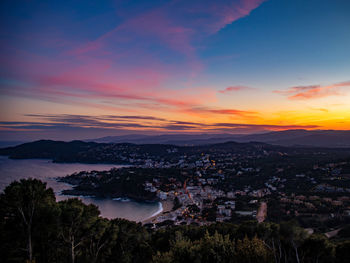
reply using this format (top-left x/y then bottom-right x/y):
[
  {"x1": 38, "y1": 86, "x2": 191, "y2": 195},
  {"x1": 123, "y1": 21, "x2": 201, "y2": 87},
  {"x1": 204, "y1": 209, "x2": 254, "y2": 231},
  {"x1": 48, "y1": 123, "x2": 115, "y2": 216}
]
[
  {"x1": 0, "y1": 139, "x2": 275, "y2": 164},
  {"x1": 0, "y1": 131, "x2": 349, "y2": 161},
  {"x1": 89, "y1": 130, "x2": 350, "y2": 148},
  {"x1": 236, "y1": 130, "x2": 350, "y2": 147},
  {"x1": 1, "y1": 137, "x2": 350, "y2": 164},
  {"x1": 0, "y1": 140, "x2": 105, "y2": 161},
  {"x1": 0, "y1": 141, "x2": 25, "y2": 148},
  {"x1": 87, "y1": 133, "x2": 245, "y2": 145}
]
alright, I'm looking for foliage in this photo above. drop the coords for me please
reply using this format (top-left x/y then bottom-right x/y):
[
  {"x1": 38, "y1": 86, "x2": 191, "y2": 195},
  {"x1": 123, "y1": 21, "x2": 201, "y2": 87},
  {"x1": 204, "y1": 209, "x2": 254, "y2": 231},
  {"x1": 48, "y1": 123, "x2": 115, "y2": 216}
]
[{"x1": 0, "y1": 179, "x2": 349, "y2": 263}]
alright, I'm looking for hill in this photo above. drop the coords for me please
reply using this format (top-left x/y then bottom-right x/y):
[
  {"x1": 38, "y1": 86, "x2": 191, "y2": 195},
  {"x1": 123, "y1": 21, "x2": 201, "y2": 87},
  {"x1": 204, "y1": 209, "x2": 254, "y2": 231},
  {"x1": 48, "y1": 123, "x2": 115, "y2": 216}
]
[{"x1": 89, "y1": 130, "x2": 350, "y2": 147}]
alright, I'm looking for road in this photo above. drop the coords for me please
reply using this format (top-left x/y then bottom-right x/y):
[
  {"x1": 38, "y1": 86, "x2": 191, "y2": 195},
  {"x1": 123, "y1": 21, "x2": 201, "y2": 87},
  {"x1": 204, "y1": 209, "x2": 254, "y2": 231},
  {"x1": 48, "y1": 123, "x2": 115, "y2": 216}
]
[{"x1": 256, "y1": 202, "x2": 267, "y2": 223}]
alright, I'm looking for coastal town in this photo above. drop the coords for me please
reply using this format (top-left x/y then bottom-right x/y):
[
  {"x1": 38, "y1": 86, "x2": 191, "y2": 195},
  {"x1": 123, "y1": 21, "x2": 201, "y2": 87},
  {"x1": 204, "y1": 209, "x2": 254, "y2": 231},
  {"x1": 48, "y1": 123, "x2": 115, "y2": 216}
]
[{"x1": 58, "y1": 141, "x2": 350, "y2": 232}]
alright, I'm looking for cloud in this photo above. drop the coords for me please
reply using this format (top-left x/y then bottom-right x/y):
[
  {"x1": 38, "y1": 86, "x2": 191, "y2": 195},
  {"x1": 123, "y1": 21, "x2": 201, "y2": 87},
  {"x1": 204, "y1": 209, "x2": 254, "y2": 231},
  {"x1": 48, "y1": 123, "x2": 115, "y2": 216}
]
[
  {"x1": 311, "y1": 108, "x2": 329, "y2": 112},
  {"x1": 333, "y1": 81, "x2": 350, "y2": 87},
  {"x1": 218, "y1": 85, "x2": 252, "y2": 94},
  {"x1": 70, "y1": 0, "x2": 266, "y2": 56},
  {"x1": 206, "y1": 109, "x2": 257, "y2": 116},
  {"x1": 187, "y1": 107, "x2": 258, "y2": 117},
  {"x1": 0, "y1": 0, "x2": 267, "y2": 125},
  {"x1": 0, "y1": 0, "x2": 269, "y2": 141},
  {"x1": 0, "y1": 114, "x2": 319, "y2": 137},
  {"x1": 204, "y1": 0, "x2": 267, "y2": 33},
  {"x1": 24, "y1": 114, "x2": 169, "y2": 125},
  {"x1": 275, "y1": 81, "x2": 350, "y2": 100},
  {"x1": 212, "y1": 122, "x2": 319, "y2": 130}
]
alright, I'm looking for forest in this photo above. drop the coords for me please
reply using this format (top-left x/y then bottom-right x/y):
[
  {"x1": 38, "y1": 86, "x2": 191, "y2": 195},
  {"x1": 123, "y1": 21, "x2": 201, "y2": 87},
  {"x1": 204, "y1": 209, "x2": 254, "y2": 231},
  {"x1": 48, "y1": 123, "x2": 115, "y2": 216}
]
[{"x1": 0, "y1": 178, "x2": 349, "y2": 263}]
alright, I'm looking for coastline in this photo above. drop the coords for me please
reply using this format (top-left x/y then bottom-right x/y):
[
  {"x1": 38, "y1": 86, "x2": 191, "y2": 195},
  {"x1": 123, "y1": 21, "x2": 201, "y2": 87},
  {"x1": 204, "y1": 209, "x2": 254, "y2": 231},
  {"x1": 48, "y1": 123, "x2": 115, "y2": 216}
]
[
  {"x1": 149, "y1": 201, "x2": 163, "y2": 218},
  {"x1": 142, "y1": 199, "x2": 173, "y2": 224}
]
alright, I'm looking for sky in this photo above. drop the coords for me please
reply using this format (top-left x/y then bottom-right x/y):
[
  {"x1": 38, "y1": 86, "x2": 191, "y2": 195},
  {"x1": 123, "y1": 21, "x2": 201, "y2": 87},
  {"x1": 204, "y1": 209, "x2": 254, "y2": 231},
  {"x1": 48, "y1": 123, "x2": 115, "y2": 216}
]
[{"x1": 0, "y1": 0, "x2": 349, "y2": 141}]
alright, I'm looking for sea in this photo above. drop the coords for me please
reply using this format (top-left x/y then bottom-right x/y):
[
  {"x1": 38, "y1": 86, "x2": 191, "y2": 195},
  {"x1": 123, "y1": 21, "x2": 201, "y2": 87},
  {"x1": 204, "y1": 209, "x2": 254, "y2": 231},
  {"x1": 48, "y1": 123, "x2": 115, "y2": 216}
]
[{"x1": 0, "y1": 156, "x2": 161, "y2": 222}]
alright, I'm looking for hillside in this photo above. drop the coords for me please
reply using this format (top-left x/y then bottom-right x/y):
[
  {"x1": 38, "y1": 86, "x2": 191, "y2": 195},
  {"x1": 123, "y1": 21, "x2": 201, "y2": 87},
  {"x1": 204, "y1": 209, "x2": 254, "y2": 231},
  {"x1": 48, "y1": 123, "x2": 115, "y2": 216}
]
[{"x1": 89, "y1": 130, "x2": 350, "y2": 147}]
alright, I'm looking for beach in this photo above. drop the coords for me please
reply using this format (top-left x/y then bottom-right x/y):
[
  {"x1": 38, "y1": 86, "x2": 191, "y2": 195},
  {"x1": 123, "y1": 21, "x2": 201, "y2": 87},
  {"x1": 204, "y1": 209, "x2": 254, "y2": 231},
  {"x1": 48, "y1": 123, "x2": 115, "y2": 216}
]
[{"x1": 142, "y1": 199, "x2": 173, "y2": 224}]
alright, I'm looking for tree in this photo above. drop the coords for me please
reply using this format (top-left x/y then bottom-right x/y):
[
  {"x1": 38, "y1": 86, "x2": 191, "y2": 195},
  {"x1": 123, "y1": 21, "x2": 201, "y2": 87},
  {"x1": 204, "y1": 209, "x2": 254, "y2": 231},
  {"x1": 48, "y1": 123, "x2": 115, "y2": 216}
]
[
  {"x1": 202, "y1": 207, "x2": 217, "y2": 222},
  {"x1": 335, "y1": 241, "x2": 350, "y2": 263},
  {"x1": 172, "y1": 196, "x2": 181, "y2": 210},
  {"x1": 0, "y1": 178, "x2": 56, "y2": 262},
  {"x1": 299, "y1": 234, "x2": 334, "y2": 263},
  {"x1": 236, "y1": 236, "x2": 273, "y2": 263},
  {"x1": 279, "y1": 221, "x2": 307, "y2": 263},
  {"x1": 256, "y1": 222, "x2": 281, "y2": 263},
  {"x1": 163, "y1": 231, "x2": 200, "y2": 263},
  {"x1": 85, "y1": 218, "x2": 118, "y2": 263},
  {"x1": 199, "y1": 231, "x2": 235, "y2": 263},
  {"x1": 58, "y1": 198, "x2": 99, "y2": 263},
  {"x1": 107, "y1": 219, "x2": 152, "y2": 263},
  {"x1": 338, "y1": 225, "x2": 350, "y2": 238},
  {"x1": 152, "y1": 251, "x2": 174, "y2": 263}
]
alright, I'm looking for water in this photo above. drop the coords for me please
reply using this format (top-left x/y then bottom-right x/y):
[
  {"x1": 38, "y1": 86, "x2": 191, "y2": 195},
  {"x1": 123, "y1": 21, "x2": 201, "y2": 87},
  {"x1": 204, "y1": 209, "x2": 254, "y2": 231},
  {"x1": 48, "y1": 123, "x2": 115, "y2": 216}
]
[{"x1": 0, "y1": 156, "x2": 161, "y2": 222}]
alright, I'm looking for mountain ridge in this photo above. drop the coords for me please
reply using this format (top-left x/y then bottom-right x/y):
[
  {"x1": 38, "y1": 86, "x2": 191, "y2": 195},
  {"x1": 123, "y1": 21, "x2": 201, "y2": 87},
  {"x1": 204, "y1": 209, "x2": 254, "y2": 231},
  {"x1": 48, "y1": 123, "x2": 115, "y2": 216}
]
[{"x1": 87, "y1": 130, "x2": 350, "y2": 148}]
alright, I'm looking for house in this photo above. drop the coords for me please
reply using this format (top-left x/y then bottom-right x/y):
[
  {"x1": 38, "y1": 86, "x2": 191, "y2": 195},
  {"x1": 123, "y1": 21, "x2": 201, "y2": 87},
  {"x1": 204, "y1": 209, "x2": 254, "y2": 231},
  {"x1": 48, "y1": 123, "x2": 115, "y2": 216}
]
[
  {"x1": 157, "y1": 191, "x2": 168, "y2": 200},
  {"x1": 225, "y1": 201, "x2": 236, "y2": 210},
  {"x1": 226, "y1": 191, "x2": 235, "y2": 198}
]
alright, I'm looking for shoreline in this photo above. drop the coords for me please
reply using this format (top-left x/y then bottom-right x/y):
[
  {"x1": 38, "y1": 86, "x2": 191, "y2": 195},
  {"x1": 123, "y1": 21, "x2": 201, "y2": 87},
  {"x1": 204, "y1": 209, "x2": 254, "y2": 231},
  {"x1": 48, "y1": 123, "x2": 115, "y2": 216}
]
[
  {"x1": 0, "y1": 156, "x2": 130, "y2": 167},
  {"x1": 149, "y1": 201, "x2": 163, "y2": 218},
  {"x1": 142, "y1": 199, "x2": 173, "y2": 224}
]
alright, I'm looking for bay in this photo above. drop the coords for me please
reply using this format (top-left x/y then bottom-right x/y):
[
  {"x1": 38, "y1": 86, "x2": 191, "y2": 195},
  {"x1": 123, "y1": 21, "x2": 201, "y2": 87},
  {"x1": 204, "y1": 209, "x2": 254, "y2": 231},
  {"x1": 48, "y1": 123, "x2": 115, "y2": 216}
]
[{"x1": 0, "y1": 156, "x2": 161, "y2": 222}]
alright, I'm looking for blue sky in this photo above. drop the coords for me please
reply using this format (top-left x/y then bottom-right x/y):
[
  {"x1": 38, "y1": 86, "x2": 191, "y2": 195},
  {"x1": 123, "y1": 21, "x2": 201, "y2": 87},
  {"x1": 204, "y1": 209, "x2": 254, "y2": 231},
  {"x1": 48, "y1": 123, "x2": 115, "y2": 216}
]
[{"x1": 0, "y1": 0, "x2": 349, "y2": 140}]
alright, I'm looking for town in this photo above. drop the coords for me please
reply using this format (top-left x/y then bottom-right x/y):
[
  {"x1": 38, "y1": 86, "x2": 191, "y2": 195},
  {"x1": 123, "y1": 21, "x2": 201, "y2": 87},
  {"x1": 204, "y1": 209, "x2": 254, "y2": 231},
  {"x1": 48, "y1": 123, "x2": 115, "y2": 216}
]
[{"x1": 58, "y1": 141, "x2": 350, "y2": 234}]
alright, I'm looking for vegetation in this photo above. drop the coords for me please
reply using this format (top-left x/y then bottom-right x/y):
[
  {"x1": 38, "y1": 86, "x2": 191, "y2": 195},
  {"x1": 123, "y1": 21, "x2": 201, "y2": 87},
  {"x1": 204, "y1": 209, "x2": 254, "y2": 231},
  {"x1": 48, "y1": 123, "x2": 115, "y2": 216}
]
[
  {"x1": 1, "y1": 179, "x2": 349, "y2": 263},
  {"x1": 2, "y1": 139, "x2": 350, "y2": 166},
  {"x1": 59, "y1": 168, "x2": 164, "y2": 201}
]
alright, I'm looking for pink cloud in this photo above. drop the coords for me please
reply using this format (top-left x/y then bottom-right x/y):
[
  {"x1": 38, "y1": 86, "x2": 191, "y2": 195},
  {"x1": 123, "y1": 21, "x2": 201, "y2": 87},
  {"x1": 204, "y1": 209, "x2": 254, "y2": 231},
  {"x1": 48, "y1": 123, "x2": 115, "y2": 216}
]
[
  {"x1": 0, "y1": 0, "x2": 266, "y2": 124},
  {"x1": 63, "y1": 0, "x2": 266, "y2": 89},
  {"x1": 207, "y1": 109, "x2": 257, "y2": 116},
  {"x1": 274, "y1": 81, "x2": 350, "y2": 100},
  {"x1": 219, "y1": 85, "x2": 252, "y2": 93},
  {"x1": 206, "y1": 0, "x2": 267, "y2": 33},
  {"x1": 333, "y1": 81, "x2": 350, "y2": 87},
  {"x1": 67, "y1": 8, "x2": 196, "y2": 63},
  {"x1": 185, "y1": 107, "x2": 258, "y2": 118},
  {"x1": 68, "y1": 0, "x2": 266, "y2": 59}
]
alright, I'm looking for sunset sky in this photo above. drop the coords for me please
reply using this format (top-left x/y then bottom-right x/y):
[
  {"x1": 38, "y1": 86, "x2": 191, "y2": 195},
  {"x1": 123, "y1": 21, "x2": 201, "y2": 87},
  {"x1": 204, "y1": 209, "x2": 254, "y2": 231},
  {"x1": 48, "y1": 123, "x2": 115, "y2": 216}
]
[{"x1": 1, "y1": 0, "x2": 349, "y2": 140}]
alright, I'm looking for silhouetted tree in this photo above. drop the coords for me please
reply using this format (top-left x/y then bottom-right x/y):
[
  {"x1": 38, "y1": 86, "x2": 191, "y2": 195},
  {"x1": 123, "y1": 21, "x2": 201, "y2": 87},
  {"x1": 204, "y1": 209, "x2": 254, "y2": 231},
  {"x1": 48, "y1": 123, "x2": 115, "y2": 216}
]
[
  {"x1": 58, "y1": 198, "x2": 99, "y2": 263},
  {"x1": 335, "y1": 241, "x2": 350, "y2": 263},
  {"x1": 0, "y1": 178, "x2": 56, "y2": 262},
  {"x1": 299, "y1": 234, "x2": 334, "y2": 263},
  {"x1": 279, "y1": 221, "x2": 307, "y2": 263},
  {"x1": 236, "y1": 235, "x2": 272, "y2": 263},
  {"x1": 85, "y1": 218, "x2": 118, "y2": 263}
]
